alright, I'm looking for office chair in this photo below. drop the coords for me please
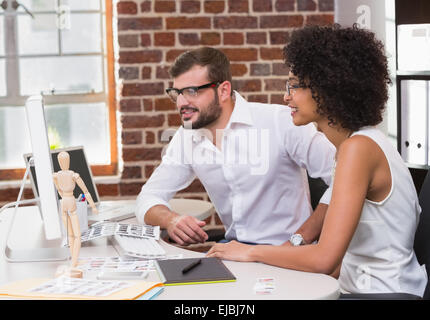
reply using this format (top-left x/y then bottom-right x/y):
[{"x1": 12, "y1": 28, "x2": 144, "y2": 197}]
[
  {"x1": 307, "y1": 176, "x2": 328, "y2": 210},
  {"x1": 413, "y1": 168, "x2": 430, "y2": 299},
  {"x1": 340, "y1": 169, "x2": 430, "y2": 300}
]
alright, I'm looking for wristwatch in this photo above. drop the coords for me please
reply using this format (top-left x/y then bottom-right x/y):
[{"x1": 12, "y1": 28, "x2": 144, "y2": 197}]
[{"x1": 290, "y1": 234, "x2": 305, "y2": 246}]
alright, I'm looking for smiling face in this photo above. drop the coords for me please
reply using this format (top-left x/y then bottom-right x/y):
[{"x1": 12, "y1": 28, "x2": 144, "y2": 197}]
[
  {"x1": 284, "y1": 72, "x2": 322, "y2": 127},
  {"x1": 172, "y1": 65, "x2": 222, "y2": 130}
]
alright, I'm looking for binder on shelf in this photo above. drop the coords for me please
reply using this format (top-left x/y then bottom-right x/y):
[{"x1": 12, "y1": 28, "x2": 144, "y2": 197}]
[
  {"x1": 398, "y1": 24, "x2": 430, "y2": 72},
  {"x1": 400, "y1": 80, "x2": 429, "y2": 166}
]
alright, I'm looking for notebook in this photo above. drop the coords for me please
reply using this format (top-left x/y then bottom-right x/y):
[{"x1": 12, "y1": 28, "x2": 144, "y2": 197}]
[
  {"x1": 24, "y1": 146, "x2": 135, "y2": 222},
  {"x1": 154, "y1": 257, "x2": 236, "y2": 286}
]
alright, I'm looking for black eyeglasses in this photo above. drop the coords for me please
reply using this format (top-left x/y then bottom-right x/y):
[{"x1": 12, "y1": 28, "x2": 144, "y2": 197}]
[
  {"x1": 166, "y1": 82, "x2": 219, "y2": 102},
  {"x1": 285, "y1": 82, "x2": 303, "y2": 96}
]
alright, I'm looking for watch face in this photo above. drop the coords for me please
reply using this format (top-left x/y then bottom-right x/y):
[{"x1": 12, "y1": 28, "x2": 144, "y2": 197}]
[{"x1": 291, "y1": 234, "x2": 303, "y2": 246}]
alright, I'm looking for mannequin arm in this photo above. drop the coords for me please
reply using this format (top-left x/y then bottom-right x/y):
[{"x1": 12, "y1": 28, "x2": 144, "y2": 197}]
[
  {"x1": 74, "y1": 174, "x2": 98, "y2": 214},
  {"x1": 52, "y1": 173, "x2": 64, "y2": 198}
]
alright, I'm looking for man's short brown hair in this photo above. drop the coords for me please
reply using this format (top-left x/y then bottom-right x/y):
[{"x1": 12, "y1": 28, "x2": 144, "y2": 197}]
[{"x1": 169, "y1": 47, "x2": 233, "y2": 95}]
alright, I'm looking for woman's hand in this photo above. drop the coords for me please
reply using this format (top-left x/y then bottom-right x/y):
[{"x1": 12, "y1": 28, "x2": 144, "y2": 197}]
[{"x1": 206, "y1": 240, "x2": 255, "y2": 262}]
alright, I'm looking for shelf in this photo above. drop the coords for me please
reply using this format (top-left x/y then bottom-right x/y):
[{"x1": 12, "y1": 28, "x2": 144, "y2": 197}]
[
  {"x1": 406, "y1": 163, "x2": 430, "y2": 170},
  {"x1": 397, "y1": 71, "x2": 430, "y2": 77}
]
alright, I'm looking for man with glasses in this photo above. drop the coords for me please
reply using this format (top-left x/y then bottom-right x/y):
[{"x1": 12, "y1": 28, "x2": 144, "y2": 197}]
[{"x1": 136, "y1": 47, "x2": 335, "y2": 247}]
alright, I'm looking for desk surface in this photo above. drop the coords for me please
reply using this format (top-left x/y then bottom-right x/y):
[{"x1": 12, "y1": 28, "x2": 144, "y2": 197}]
[{"x1": 0, "y1": 206, "x2": 339, "y2": 300}]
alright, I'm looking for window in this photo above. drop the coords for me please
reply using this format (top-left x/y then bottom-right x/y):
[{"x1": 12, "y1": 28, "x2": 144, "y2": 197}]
[{"x1": 0, "y1": 0, "x2": 117, "y2": 179}]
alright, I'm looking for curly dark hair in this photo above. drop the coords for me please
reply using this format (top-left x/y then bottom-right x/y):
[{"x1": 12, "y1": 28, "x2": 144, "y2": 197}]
[{"x1": 283, "y1": 24, "x2": 391, "y2": 131}]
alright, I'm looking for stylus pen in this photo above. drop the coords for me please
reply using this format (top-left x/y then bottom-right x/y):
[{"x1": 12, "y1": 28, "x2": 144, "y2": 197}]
[{"x1": 182, "y1": 259, "x2": 202, "y2": 274}]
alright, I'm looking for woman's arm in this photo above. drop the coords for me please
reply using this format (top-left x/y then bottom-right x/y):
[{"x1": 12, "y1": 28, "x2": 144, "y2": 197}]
[{"x1": 208, "y1": 136, "x2": 378, "y2": 274}]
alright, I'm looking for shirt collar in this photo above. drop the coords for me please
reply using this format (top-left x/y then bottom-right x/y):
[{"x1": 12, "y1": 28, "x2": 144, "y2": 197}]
[{"x1": 227, "y1": 91, "x2": 254, "y2": 128}]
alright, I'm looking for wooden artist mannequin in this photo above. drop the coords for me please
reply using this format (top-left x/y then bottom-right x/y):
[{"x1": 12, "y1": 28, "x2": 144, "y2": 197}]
[{"x1": 53, "y1": 151, "x2": 98, "y2": 278}]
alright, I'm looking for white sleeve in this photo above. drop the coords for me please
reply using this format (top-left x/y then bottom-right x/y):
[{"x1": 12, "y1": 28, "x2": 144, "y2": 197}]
[
  {"x1": 279, "y1": 107, "x2": 336, "y2": 204},
  {"x1": 304, "y1": 129, "x2": 335, "y2": 184},
  {"x1": 301, "y1": 130, "x2": 335, "y2": 205},
  {"x1": 319, "y1": 181, "x2": 333, "y2": 205},
  {"x1": 135, "y1": 129, "x2": 196, "y2": 224}
]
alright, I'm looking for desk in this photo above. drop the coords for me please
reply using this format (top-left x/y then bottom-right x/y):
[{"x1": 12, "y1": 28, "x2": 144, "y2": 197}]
[{"x1": 0, "y1": 206, "x2": 339, "y2": 300}]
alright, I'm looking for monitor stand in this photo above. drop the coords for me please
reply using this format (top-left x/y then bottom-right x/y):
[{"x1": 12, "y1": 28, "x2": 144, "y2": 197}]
[
  {"x1": 3, "y1": 151, "x2": 69, "y2": 263},
  {"x1": 4, "y1": 205, "x2": 70, "y2": 262}
]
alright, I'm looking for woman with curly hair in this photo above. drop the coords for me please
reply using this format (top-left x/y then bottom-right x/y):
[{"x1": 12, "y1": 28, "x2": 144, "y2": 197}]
[{"x1": 208, "y1": 24, "x2": 427, "y2": 296}]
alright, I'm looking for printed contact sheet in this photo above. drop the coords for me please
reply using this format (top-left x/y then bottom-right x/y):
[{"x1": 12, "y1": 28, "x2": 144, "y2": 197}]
[
  {"x1": 80, "y1": 222, "x2": 160, "y2": 243},
  {"x1": 28, "y1": 276, "x2": 133, "y2": 297}
]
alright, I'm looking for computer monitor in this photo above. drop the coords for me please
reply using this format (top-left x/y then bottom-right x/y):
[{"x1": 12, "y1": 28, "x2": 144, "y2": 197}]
[
  {"x1": 25, "y1": 96, "x2": 63, "y2": 239},
  {"x1": 5, "y1": 95, "x2": 69, "y2": 262}
]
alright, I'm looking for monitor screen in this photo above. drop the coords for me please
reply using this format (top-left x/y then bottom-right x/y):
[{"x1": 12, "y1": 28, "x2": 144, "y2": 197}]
[{"x1": 24, "y1": 147, "x2": 99, "y2": 205}]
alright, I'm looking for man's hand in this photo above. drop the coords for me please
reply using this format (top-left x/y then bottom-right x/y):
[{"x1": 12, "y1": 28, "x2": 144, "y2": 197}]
[{"x1": 166, "y1": 215, "x2": 208, "y2": 246}]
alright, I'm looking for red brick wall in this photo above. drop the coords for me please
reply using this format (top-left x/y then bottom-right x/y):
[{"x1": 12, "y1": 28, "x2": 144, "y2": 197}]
[{"x1": 115, "y1": 0, "x2": 333, "y2": 206}]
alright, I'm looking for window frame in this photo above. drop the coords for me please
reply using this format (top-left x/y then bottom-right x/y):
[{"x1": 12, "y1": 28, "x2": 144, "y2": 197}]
[{"x1": 0, "y1": 0, "x2": 117, "y2": 180}]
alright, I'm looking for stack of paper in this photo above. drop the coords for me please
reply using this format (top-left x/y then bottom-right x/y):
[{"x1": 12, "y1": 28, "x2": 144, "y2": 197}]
[{"x1": 0, "y1": 277, "x2": 163, "y2": 300}]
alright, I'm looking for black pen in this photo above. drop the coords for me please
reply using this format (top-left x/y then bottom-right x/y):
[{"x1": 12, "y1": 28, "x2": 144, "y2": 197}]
[{"x1": 182, "y1": 259, "x2": 202, "y2": 274}]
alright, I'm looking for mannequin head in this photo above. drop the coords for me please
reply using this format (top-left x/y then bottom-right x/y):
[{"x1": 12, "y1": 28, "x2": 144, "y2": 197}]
[{"x1": 57, "y1": 151, "x2": 70, "y2": 171}]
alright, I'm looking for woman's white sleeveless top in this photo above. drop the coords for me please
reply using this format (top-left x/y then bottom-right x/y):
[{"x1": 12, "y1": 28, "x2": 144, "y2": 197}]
[{"x1": 336, "y1": 127, "x2": 427, "y2": 296}]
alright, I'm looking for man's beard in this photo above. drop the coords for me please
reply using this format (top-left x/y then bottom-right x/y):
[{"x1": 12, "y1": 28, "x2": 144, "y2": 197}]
[{"x1": 182, "y1": 92, "x2": 221, "y2": 130}]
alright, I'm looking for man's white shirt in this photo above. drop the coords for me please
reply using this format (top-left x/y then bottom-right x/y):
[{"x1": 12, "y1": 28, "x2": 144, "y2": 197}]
[{"x1": 136, "y1": 92, "x2": 335, "y2": 245}]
